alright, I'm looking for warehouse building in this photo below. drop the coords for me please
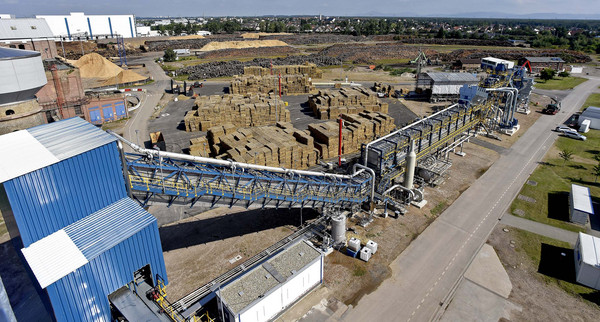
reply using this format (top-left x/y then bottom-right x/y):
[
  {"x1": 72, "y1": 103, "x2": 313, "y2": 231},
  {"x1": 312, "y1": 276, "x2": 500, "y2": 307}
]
[
  {"x1": 569, "y1": 184, "x2": 594, "y2": 225},
  {"x1": 480, "y1": 57, "x2": 514, "y2": 72},
  {"x1": 36, "y1": 12, "x2": 137, "y2": 39},
  {"x1": 520, "y1": 57, "x2": 565, "y2": 74},
  {"x1": 574, "y1": 233, "x2": 600, "y2": 290},
  {"x1": 0, "y1": 18, "x2": 58, "y2": 59},
  {"x1": 0, "y1": 118, "x2": 167, "y2": 321},
  {"x1": 416, "y1": 72, "x2": 479, "y2": 103},
  {"x1": 452, "y1": 58, "x2": 480, "y2": 71},
  {"x1": 578, "y1": 106, "x2": 600, "y2": 130},
  {"x1": 217, "y1": 240, "x2": 323, "y2": 322}
]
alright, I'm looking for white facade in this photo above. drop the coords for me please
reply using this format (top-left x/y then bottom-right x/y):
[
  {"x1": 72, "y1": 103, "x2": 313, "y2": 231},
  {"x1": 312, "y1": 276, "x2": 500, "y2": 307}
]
[
  {"x1": 578, "y1": 106, "x2": 600, "y2": 130},
  {"x1": 36, "y1": 12, "x2": 136, "y2": 39},
  {"x1": 574, "y1": 233, "x2": 600, "y2": 290}
]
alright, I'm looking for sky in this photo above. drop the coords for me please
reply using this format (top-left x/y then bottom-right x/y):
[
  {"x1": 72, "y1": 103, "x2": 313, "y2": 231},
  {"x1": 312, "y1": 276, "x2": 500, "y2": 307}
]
[{"x1": 1, "y1": 0, "x2": 599, "y2": 18}]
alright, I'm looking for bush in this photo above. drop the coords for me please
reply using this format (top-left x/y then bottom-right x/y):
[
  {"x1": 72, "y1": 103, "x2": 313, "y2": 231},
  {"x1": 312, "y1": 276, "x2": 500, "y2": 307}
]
[
  {"x1": 540, "y1": 68, "x2": 556, "y2": 81},
  {"x1": 559, "y1": 71, "x2": 570, "y2": 77},
  {"x1": 163, "y1": 48, "x2": 176, "y2": 62}
]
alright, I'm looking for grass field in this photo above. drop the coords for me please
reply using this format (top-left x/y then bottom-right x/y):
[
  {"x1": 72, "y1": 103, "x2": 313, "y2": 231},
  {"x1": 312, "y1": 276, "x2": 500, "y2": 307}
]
[
  {"x1": 581, "y1": 93, "x2": 600, "y2": 111},
  {"x1": 510, "y1": 130, "x2": 600, "y2": 232},
  {"x1": 513, "y1": 228, "x2": 599, "y2": 302},
  {"x1": 534, "y1": 77, "x2": 588, "y2": 90}
]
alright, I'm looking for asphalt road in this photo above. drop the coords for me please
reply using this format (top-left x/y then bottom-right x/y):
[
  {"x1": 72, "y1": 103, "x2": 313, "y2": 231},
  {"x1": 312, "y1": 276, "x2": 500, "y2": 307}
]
[{"x1": 344, "y1": 76, "x2": 600, "y2": 322}]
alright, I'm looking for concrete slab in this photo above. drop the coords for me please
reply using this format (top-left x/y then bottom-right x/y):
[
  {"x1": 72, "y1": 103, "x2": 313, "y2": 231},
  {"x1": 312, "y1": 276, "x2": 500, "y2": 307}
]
[
  {"x1": 464, "y1": 244, "x2": 512, "y2": 299},
  {"x1": 440, "y1": 279, "x2": 521, "y2": 322}
]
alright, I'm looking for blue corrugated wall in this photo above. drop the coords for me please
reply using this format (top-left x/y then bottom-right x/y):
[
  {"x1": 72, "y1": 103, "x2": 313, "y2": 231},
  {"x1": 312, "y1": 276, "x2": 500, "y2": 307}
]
[
  {"x1": 46, "y1": 222, "x2": 167, "y2": 322},
  {"x1": 3, "y1": 143, "x2": 127, "y2": 247}
]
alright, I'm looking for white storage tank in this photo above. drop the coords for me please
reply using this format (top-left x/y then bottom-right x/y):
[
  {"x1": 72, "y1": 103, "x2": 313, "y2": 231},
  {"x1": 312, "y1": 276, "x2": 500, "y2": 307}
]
[
  {"x1": 348, "y1": 237, "x2": 361, "y2": 252},
  {"x1": 366, "y1": 240, "x2": 378, "y2": 254},
  {"x1": 0, "y1": 47, "x2": 47, "y2": 105},
  {"x1": 574, "y1": 233, "x2": 600, "y2": 290},
  {"x1": 331, "y1": 213, "x2": 347, "y2": 246},
  {"x1": 360, "y1": 247, "x2": 372, "y2": 262}
]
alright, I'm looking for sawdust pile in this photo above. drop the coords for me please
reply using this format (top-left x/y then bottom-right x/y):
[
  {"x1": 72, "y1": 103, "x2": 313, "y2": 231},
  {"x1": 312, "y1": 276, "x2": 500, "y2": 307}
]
[
  {"x1": 241, "y1": 32, "x2": 291, "y2": 39},
  {"x1": 74, "y1": 53, "x2": 146, "y2": 84},
  {"x1": 199, "y1": 40, "x2": 289, "y2": 52},
  {"x1": 170, "y1": 34, "x2": 205, "y2": 40}
]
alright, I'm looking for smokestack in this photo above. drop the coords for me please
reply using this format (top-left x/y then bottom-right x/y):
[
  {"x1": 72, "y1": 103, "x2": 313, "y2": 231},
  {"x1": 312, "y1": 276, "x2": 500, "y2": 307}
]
[{"x1": 404, "y1": 140, "x2": 416, "y2": 190}]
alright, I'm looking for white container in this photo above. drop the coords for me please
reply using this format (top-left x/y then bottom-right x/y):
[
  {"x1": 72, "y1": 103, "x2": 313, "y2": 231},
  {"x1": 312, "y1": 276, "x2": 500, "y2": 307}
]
[
  {"x1": 348, "y1": 237, "x2": 361, "y2": 252},
  {"x1": 360, "y1": 247, "x2": 372, "y2": 262},
  {"x1": 579, "y1": 119, "x2": 590, "y2": 133},
  {"x1": 366, "y1": 240, "x2": 378, "y2": 254}
]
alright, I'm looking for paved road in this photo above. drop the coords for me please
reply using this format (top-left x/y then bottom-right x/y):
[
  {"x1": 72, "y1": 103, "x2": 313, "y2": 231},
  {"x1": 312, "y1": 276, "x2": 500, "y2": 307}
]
[
  {"x1": 500, "y1": 214, "x2": 579, "y2": 245},
  {"x1": 122, "y1": 55, "x2": 171, "y2": 149},
  {"x1": 344, "y1": 76, "x2": 600, "y2": 322}
]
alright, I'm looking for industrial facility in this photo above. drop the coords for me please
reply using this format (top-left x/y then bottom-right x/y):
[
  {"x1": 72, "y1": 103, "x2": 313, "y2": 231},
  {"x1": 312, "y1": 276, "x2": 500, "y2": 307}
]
[{"x1": 36, "y1": 12, "x2": 137, "y2": 39}]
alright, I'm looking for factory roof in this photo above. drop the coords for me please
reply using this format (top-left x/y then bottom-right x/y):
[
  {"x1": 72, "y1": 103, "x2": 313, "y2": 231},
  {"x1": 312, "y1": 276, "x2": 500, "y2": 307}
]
[
  {"x1": 21, "y1": 198, "x2": 156, "y2": 288},
  {"x1": 571, "y1": 184, "x2": 594, "y2": 215},
  {"x1": 578, "y1": 233, "x2": 600, "y2": 267},
  {"x1": 580, "y1": 106, "x2": 600, "y2": 120},
  {"x1": 0, "y1": 117, "x2": 116, "y2": 183},
  {"x1": 525, "y1": 56, "x2": 565, "y2": 63},
  {"x1": 0, "y1": 47, "x2": 40, "y2": 60},
  {"x1": 423, "y1": 72, "x2": 478, "y2": 83},
  {"x1": 220, "y1": 240, "x2": 321, "y2": 314},
  {"x1": 0, "y1": 18, "x2": 54, "y2": 39}
]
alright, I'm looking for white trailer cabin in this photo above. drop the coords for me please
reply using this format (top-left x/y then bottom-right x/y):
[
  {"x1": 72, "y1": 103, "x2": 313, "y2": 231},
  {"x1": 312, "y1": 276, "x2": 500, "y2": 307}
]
[
  {"x1": 569, "y1": 184, "x2": 594, "y2": 225},
  {"x1": 574, "y1": 233, "x2": 600, "y2": 290},
  {"x1": 218, "y1": 240, "x2": 323, "y2": 322}
]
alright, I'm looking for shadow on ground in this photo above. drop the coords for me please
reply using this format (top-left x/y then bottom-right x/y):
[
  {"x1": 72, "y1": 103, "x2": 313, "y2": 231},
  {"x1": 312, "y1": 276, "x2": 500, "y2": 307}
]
[
  {"x1": 159, "y1": 208, "x2": 319, "y2": 252},
  {"x1": 548, "y1": 191, "x2": 570, "y2": 222}
]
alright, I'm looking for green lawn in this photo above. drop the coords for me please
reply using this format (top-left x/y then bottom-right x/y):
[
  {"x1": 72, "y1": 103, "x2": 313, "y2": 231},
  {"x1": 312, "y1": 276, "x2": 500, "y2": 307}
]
[
  {"x1": 534, "y1": 77, "x2": 588, "y2": 90},
  {"x1": 512, "y1": 228, "x2": 599, "y2": 303},
  {"x1": 510, "y1": 130, "x2": 600, "y2": 232},
  {"x1": 581, "y1": 93, "x2": 600, "y2": 111}
]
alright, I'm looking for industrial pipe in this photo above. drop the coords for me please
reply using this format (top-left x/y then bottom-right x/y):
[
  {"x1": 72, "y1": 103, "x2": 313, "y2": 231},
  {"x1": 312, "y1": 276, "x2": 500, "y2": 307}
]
[
  {"x1": 108, "y1": 130, "x2": 367, "y2": 180},
  {"x1": 363, "y1": 103, "x2": 459, "y2": 166},
  {"x1": 383, "y1": 184, "x2": 415, "y2": 202},
  {"x1": 352, "y1": 163, "x2": 376, "y2": 208}
]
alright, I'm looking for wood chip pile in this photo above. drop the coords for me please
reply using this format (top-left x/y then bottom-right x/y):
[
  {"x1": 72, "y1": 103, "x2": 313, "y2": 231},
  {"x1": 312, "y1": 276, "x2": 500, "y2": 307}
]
[
  {"x1": 184, "y1": 94, "x2": 290, "y2": 131},
  {"x1": 308, "y1": 87, "x2": 389, "y2": 120},
  {"x1": 243, "y1": 63, "x2": 323, "y2": 78},
  {"x1": 230, "y1": 74, "x2": 315, "y2": 95},
  {"x1": 308, "y1": 112, "x2": 395, "y2": 159}
]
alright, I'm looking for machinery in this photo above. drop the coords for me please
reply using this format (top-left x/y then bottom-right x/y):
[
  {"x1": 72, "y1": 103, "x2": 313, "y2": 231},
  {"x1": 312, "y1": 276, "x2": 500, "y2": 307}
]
[{"x1": 543, "y1": 97, "x2": 562, "y2": 115}]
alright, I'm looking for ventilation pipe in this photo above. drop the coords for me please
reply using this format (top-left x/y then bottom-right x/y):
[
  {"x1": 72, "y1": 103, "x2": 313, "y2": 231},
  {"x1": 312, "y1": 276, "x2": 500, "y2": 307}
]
[{"x1": 404, "y1": 140, "x2": 417, "y2": 190}]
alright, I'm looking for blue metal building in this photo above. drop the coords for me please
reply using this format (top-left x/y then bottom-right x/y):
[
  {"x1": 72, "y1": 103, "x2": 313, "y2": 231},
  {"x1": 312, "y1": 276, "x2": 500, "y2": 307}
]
[{"x1": 0, "y1": 117, "x2": 167, "y2": 321}]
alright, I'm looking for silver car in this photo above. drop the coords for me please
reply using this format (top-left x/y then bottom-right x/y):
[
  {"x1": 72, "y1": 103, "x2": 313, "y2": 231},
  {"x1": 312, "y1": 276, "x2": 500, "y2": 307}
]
[{"x1": 563, "y1": 131, "x2": 587, "y2": 141}]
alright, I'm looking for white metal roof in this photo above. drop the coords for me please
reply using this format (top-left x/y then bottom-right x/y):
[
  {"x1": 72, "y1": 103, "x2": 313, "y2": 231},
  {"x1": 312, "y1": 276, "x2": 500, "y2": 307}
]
[
  {"x1": 21, "y1": 230, "x2": 89, "y2": 288},
  {"x1": 0, "y1": 18, "x2": 54, "y2": 39},
  {"x1": 0, "y1": 130, "x2": 59, "y2": 183},
  {"x1": 0, "y1": 117, "x2": 116, "y2": 183},
  {"x1": 572, "y1": 184, "x2": 594, "y2": 214},
  {"x1": 578, "y1": 233, "x2": 600, "y2": 267}
]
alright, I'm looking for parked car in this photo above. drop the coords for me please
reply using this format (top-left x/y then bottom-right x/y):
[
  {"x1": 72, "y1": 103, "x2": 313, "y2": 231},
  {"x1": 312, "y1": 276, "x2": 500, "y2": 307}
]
[
  {"x1": 563, "y1": 131, "x2": 587, "y2": 141},
  {"x1": 555, "y1": 125, "x2": 577, "y2": 134}
]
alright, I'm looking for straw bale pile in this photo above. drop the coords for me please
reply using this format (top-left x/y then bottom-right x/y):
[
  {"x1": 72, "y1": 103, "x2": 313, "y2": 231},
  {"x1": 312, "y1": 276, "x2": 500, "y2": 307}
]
[
  {"x1": 199, "y1": 40, "x2": 289, "y2": 51},
  {"x1": 308, "y1": 87, "x2": 389, "y2": 120},
  {"x1": 230, "y1": 74, "x2": 315, "y2": 95},
  {"x1": 243, "y1": 63, "x2": 323, "y2": 78},
  {"x1": 308, "y1": 112, "x2": 395, "y2": 159},
  {"x1": 184, "y1": 94, "x2": 290, "y2": 131}
]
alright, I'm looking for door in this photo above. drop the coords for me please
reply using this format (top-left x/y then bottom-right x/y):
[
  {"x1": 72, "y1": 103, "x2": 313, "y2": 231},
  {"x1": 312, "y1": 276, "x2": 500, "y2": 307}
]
[
  {"x1": 115, "y1": 103, "x2": 126, "y2": 118},
  {"x1": 102, "y1": 107, "x2": 115, "y2": 122},
  {"x1": 89, "y1": 109, "x2": 102, "y2": 124}
]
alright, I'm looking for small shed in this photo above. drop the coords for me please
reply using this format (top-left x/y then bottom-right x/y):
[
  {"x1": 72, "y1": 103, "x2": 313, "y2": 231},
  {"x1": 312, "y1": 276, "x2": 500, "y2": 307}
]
[
  {"x1": 574, "y1": 233, "x2": 600, "y2": 290},
  {"x1": 578, "y1": 106, "x2": 600, "y2": 130},
  {"x1": 218, "y1": 240, "x2": 323, "y2": 322},
  {"x1": 569, "y1": 184, "x2": 594, "y2": 225},
  {"x1": 416, "y1": 72, "x2": 478, "y2": 102}
]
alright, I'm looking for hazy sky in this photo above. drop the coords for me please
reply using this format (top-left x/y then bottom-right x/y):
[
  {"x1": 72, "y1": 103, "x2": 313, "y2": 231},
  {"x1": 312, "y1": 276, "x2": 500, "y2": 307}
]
[{"x1": 2, "y1": 0, "x2": 599, "y2": 18}]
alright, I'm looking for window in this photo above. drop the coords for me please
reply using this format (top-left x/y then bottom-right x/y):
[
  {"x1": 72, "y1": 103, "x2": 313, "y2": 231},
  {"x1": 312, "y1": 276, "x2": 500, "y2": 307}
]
[
  {"x1": 18, "y1": 44, "x2": 25, "y2": 49},
  {"x1": 74, "y1": 105, "x2": 82, "y2": 115},
  {"x1": 5, "y1": 110, "x2": 15, "y2": 116}
]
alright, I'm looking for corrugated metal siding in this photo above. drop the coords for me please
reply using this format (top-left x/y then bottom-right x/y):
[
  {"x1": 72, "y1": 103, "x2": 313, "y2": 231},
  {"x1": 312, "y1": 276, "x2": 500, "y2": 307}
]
[
  {"x1": 65, "y1": 198, "x2": 156, "y2": 260},
  {"x1": 27, "y1": 117, "x2": 116, "y2": 161},
  {"x1": 46, "y1": 222, "x2": 167, "y2": 322},
  {"x1": 3, "y1": 143, "x2": 127, "y2": 246}
]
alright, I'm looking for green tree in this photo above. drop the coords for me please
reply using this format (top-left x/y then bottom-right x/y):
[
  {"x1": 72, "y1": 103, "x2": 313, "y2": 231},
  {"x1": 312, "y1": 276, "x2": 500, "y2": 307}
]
[
  {"x1": 559, "y1": 148, "x2": 574, "y2": 166},
  {"x1": 558, "y1": 71, "x2": 570, "y2": 77},
  {"x1": 593, "y1": 163, "x2": 600, "y2": 183},
  {"x1": 540, "y1": 68, "x2": 556, "y2": 81},
  {"x1": 435, "y1": 27, "x2": 446, "y2": 39},
  {"x1": 163, "y1": 48, "x2": 176, "y2": 62}
]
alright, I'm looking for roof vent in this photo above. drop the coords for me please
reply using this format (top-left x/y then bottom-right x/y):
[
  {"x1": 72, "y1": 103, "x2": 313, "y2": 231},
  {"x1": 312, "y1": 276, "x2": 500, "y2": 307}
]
[
  {"x1": 238, "y1": 291, "x2": 244, "y2": 296},
  {"x1": 299, "y1": 252, "x2": 305, "y2": 257}
]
